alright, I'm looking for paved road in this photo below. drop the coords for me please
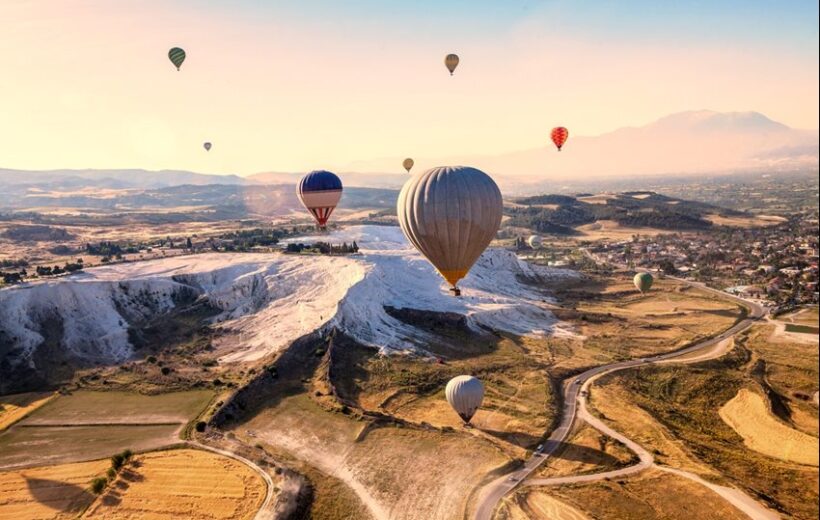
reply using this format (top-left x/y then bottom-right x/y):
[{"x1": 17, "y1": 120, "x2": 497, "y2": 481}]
[{"x1": 473, "y1": 280, "x2": 766, "y2": 520}]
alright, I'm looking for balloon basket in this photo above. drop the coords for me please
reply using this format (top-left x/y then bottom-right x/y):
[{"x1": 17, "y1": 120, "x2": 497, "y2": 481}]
[{"x1": 450, "y1": 286, "x2": 461, "y2": 297}]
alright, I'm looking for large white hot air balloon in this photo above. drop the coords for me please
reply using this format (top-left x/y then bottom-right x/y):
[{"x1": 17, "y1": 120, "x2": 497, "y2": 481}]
[
  {"x1": 445, "y1": 375, "x2": 484, "y2": 424},
  {"x1": 527, "y1": 235, "x2": 542, "y2": 249},
  {"x1": 397, "y1": 166, "x2": 502, "y2": 296}
]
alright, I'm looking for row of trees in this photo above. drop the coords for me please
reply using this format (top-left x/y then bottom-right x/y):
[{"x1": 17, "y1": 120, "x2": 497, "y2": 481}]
[{"x1": 285, "y1": 241, "x2": 360, "y2": 255}]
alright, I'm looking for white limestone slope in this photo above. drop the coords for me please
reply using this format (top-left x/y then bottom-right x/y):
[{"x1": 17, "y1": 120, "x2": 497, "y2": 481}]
[{"x1": 0, "y1": 226, "x2": 576, "y2": 371}]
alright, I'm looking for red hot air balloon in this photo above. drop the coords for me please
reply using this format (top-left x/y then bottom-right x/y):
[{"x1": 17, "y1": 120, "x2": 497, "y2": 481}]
[{"x1": 551, "y1": 127, "x2": 569, "y2": 151}]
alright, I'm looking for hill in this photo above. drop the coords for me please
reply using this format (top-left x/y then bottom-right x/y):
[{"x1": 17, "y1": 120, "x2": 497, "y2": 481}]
[
  {"x1": 506, "y1": 191, "x2": 745, "y2": 235},
  {"x1": 0, "y1": 226, "x2": 576, "y2": 393},
  {"x1": 336, "y1": 110, "x2": 819, "y2": 182}
]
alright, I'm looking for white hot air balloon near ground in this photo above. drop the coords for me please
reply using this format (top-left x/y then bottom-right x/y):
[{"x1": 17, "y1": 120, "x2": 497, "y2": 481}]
[
  {"x1": 445, "y1": 375, "x2": 484, "y2": 424},
  {"x1": 527, "y1": 235, "x2": 542, "y2": 249},
  {"x1": 397, "y1": 166, "x2": 503, "y2": 296}
]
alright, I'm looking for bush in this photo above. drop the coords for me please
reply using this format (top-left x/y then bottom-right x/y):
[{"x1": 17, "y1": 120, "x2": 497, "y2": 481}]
[
  {"x1": 122, "y1": 449, "x2": 133, "y2": 460},
  {"x1": 195, "y1": 421, "x2": 207, "y2": 432},
  {"x1": 107, "y1": 468, "x2": 116, "y2": 480},
  {"x1": 91, "y1": 477, "x2": 107, "y2": 494},
  {"x1": 111, "y1": 453, "x2": 125, "y2": 470},
  {"x1": 146, "y1": 356, "x2": 157, "y2": 364},
  {"x1": 160, "y1": 366, "x2": 171, "y2": 376}
]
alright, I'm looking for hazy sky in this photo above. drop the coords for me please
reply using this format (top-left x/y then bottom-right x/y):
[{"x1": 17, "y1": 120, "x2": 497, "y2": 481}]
[{"x1": 1, "y1": 0, "x2": 817, "y2": 175}]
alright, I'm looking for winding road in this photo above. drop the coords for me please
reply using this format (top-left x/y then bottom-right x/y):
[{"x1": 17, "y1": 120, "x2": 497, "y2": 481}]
[{"x1": 473, "y1": 278, "x2": 776, "y2": 520}]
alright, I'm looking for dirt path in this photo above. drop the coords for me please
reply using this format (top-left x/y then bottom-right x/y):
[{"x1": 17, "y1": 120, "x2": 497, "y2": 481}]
[{"x1": 473, "y1": 277, "x2": 780, "y2": 520}]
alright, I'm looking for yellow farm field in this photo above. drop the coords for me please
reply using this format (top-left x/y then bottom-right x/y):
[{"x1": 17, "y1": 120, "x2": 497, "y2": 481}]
[
  {"x1": 0, "y1": 459, "x2": 107, "y2": 519},
  {"x1": 0, "y1": 393, "x2": 55, "y2": 431},
  {"x1": 719, "y1": 388, "x2": 819, "y2": 466},
  {"x1": 82, "y1": 449, "x2": 265, "y2": 519}
]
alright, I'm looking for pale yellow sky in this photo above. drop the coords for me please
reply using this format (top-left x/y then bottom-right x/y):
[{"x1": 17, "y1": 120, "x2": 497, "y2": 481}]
[{"x1": 1, "y1": 0, "x2": 817, "y2": 175}]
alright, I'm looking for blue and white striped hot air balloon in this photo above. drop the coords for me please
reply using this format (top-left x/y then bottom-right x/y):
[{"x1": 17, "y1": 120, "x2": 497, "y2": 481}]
[{"x1": 297, "y1": 170, "x2": 343, "y2": 229}]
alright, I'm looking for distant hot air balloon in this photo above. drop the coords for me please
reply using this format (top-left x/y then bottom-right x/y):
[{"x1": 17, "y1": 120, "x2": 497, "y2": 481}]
[
  {"x1": 403, "y1": 158, "x2": 414, "y2": 173},
  {"x1": 398, "y1": 166, "x2": 502, "y2": 296},
  {"x1": 297, "y1": 170, "x2": 343, "y2": 229},
  {"x1": 445, "y1": 375, "x2": 484, "y2": 424},
  {"x1": 444, "y1": 54, "x2": 459, "y2": 75},
  {"x1": 203, "y1": 142, "x2": 212, "y2": 152},
  {"x1": 634, "y1": 272, "x2": 654, "y2": 294},
  {"x1": 168, "y1": 47, "x2": 186, "y2": 71},
  {"x1": 527, "y1": 235, "x2": 542, "y2": 249},
  {"x1": 551, "y1": 127, "x2": 569, "y2": 151}
]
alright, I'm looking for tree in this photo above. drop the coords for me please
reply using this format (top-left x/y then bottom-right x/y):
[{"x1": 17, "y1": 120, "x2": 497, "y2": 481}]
[
  {"x1": 186, "y1": 237, "x2": 193, "y2": 249},
  {"x1": 91, "y1": 477, "x2": 107, "y2": 494}
]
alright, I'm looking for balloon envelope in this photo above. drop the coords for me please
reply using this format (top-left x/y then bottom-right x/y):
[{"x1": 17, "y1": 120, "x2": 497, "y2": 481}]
[
  {"x1": 403, "y1": 158, "x2": 414, "y2": 173},
  {"x1": 551, "y1": 127, "x2": 569, "y2": 151},
  {"x1": 444, "y1": 54, "x2": 459, "y2": 75},
  {"x1": 203, "y1": 142, "x2": 212, "y2": 151},
  {"x1": 445, "y1": 375, "x2": 484, "y2": 424},
  {"x1": 168, "y1": 47, "x2": 186, "y2": 70},
  {"x1": 397, "y1": 166, "x2": 502, "y2": 292},
  {"x1": 634, "y1": 272, "x2": 654, "y2": 293},
  {"x1": 297, "y1": 170, "x2": 343, "y2": 228},
  {"x1": 527, "y1": 235, "x2": 542, "y2": 249}
]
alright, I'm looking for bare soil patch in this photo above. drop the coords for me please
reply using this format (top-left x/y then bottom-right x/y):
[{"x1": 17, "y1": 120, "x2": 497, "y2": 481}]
[{"x1": 720, "y1": 388, "x2": 819, "y2": 466}]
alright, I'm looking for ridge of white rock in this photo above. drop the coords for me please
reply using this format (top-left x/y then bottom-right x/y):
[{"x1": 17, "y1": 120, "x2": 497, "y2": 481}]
[{"x1": 0, "y1": 226, "x2": 578, "y2": 371}]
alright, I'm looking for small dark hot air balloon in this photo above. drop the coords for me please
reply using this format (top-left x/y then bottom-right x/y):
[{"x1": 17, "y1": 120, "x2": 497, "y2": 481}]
[
  {"x1": 403, "y1": 158, "x2": 414, "y2": 173},
  {"x1": 203, "y1": 142, "x2": 212, "y2": 152},
  {"x1": 634, "y1": 272, "x2": 654, "y2": 294},
  {"x1": 168, "y1": 47, "x2": 186, "y2": 71},
  {"x1": 297, "y1": 170, "x2": 343, "y2": 229},
  {"x1": 444, "y1": 54, "x2": 459, "y2": 75},
  {"x1": 551, "y1": 127, "x2": 569, "y2": 151}
]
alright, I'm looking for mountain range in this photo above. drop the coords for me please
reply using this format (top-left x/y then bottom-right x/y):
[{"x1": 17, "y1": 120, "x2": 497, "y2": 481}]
[{"x1": 1, "y1": 111, "x2": 816, "y2": 197}]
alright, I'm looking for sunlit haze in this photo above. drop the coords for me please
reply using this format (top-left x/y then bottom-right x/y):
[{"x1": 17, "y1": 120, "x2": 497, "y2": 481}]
[{"x1": 2, "y1": 0, "x2": 818, "y2": 175}]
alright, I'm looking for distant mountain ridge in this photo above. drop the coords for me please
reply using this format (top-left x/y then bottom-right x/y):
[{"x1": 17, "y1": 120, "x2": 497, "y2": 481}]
[
  {"x1": 0, "y1": 168, "x2": 248, "y2": 190},
  {"x1": 1, "y1": 111, "x2": 816, "y2": 196},
  {"x1": 337, "y1": 110, "x2": 818, "y2": 182}
]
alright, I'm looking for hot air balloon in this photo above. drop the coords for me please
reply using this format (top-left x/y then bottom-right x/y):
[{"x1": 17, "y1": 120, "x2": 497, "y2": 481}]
[
  {"x1": 551, "y1": 127, "x2": 569, "y2": 151},
  {"x1": 403, "y1": 158, "x2": 414, "y2": 174},
  {"x1": 168, "y1": 47, "x2": 186, "y2": 71},
  {"x1": 634, "y1": 272, "x2": 654, "y2": 294},
  {"x1": 297, "y1": 170, "x2": 343, "y2": 229},
  {"x1": 444, "y1": 53, "x2": 459, "y2": 75},
  {"x1": 203, "y1": 142, "x2": 212, "y2": 152},
  {"x1": 527, "y1": 235, "x2": 542, "y2": 249},
  {"x1": 445, "y1": 375, "x2": 484, "y2": 424},
  {"x1": 398, "y1": 166, "x2": 502, "y2": 296}
]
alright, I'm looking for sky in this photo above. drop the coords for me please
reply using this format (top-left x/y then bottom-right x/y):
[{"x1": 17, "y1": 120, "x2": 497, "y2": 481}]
[{"x1": 1, "y1": 0, "x2": 817, "y2": 175}]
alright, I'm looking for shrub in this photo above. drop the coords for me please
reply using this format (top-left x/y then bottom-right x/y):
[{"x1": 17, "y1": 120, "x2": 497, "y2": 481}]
[
  {"x1": 146, "y1": 356, "x2": 157, "y2": 364},
  {"x1": 122, "y1": 449, "x2": 133, "y2": 460},
  {"x1": 107, "y1": 468, "x2": 116, "y2": 480},
  {"x1": 195, "y1": 421, "x2": 207, "y2": 432},
  {"x1": 111, "y1": 453, "x2": 125, "y2": 470},
  {"x1": 91, "y1": 477, "x2": 107, "y2": 494},
  {"x1": 161, "y1": 366, "x2": 171, "y2": 376}
]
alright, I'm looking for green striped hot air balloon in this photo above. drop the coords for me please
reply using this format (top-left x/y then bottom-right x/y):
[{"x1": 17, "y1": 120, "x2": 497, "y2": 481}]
[
  {"x1": 168, "y1": 47, "x2": 186, "y2": 71},
  {"x1": 633, "y1": 272, "x2": 654, "y2": 294}
]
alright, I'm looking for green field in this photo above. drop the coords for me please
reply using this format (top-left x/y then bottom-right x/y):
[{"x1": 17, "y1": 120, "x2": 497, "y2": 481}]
[
  {"x1": 784, "y1": 323, "x2": 820, "y2": 335},
  {"x1": 21, "y1": 390, "x2": 213, "y2": 425},
  {"x1": 0, "y1": 390, "x2": 213, "y2": 469}
]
